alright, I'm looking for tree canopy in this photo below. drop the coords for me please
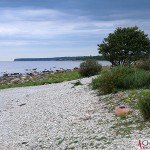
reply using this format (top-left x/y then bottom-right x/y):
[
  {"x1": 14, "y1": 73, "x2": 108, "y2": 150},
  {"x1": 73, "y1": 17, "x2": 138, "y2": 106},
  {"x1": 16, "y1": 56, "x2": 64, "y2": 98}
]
[{"x1": 97, "y1": 26, "x2": 150, "y2": 66}]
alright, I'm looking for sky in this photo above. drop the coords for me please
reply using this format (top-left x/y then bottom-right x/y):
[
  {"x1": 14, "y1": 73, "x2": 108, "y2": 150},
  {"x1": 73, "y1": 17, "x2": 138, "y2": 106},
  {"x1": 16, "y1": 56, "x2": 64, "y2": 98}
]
[{"x1": 0, "y1": 0, "x2": 150, "y2": 61}]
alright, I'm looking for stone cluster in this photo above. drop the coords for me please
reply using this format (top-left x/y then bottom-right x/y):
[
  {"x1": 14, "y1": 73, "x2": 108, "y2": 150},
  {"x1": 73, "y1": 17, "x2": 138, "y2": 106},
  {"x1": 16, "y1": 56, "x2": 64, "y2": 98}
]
[{"x1": 0, "y1": 67, "x2": 79, "y2": 85}]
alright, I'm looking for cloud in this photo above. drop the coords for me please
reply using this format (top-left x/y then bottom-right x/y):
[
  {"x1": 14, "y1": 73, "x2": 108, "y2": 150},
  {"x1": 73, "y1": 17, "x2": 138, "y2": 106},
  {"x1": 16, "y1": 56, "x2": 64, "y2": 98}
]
[
  {"x1": 0, "y1": 8, "x2": 150, "y2": 40},
  {"x1": 0, "y1": 40, "x2": 28, "y2": 46},
  {"x1": 0, "y1": 7, "x2": 150, "y2": 60},
  {"x1": 0, "y1": 8, "x2": 140, "y2": 38}
]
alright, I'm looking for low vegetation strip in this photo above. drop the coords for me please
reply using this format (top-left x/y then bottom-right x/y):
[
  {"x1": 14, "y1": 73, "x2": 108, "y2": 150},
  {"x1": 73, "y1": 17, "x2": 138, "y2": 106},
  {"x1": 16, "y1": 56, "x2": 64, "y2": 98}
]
[{"x1": 0, "y1": 70, "x2": 81, "y2": 89}]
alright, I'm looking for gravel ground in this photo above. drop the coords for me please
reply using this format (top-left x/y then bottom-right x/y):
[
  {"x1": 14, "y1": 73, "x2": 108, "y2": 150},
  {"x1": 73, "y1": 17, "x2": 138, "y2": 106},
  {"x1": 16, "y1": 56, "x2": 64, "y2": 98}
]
[{"x1": 0, "y1": 77, "x2": 149, "y2": 150}]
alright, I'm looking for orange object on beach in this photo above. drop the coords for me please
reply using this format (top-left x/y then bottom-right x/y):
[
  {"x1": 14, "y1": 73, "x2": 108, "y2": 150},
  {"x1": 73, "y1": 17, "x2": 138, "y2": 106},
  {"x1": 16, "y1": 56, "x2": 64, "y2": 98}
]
[{"x1": 115, "y1": 106, "x2": 131, "y2": 117}]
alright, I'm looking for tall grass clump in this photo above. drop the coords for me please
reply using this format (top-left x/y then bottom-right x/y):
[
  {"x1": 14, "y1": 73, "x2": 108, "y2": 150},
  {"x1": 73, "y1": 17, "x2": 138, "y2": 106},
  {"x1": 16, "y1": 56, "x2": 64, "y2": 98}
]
[
  {"x1": 92, "y1": 65, "x2": 150, "y2": 95},
  {"x1": 137, "y1": 90, "x2": 150, "y2": 120},
  {"x1": 79, "y1": 59, "x2": 102, "y2": 77}
]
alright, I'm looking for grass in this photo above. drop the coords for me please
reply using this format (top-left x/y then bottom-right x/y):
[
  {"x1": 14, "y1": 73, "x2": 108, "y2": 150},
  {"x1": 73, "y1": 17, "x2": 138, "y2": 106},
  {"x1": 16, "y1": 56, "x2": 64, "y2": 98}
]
[
  {"x1": 0, "y1": 70, "x2": 81, "y2": 90},
  {"x1": 101, "y1": 66, "x2": 111, "y2": 71}
]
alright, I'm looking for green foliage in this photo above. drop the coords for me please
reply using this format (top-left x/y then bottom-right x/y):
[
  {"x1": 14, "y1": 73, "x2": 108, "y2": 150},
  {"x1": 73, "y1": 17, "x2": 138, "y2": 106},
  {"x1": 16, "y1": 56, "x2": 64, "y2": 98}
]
[
  {"x1": 137, "y1": 90, "x2": 150, "y2": 120},
  {"x1": 122, "y1": 69, "x2": 150, "y2": 89},
  {"x1": 79, "y1": 59, "x2": 102, "y2": 77},
  {"x1": 75, "y1": 55, "x2": 105, "y2": 61},
  {"x1": 93, "y1": 71, "x2": 115, "y2": 94},
  {"x1": 98, "y1": 26, "x2": 150, "y2": 66},
  {"x1": 92, "y1": 76, "x2": 103, "y2": 90},
  {"x1": 92, "y1": 66, "x2": 150, "y2": 94}
]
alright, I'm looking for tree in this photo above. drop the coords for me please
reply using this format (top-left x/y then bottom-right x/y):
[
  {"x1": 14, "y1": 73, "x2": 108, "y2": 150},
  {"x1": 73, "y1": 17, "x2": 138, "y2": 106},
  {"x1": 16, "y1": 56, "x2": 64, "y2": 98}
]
[{"x1": 97, "y1": 26, "x2": 150, "y2": 66}]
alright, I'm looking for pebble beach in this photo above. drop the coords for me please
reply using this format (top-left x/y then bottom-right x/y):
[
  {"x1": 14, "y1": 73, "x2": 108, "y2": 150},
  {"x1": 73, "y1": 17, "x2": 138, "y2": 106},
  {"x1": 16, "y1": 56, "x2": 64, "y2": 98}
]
[{"x1": 0, "y1": 77, "x2": 149, "y2": 150}]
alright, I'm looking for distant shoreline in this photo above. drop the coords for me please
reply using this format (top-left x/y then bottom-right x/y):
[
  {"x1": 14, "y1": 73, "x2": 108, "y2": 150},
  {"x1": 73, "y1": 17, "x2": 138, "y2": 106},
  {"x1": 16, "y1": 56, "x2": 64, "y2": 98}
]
[{"x1": 14, "y1": 56, "x2": 105, "y2": 61}]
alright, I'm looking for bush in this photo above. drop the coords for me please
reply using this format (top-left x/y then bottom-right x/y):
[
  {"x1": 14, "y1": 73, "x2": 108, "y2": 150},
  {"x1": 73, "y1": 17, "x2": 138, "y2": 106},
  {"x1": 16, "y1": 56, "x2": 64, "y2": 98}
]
[
  {"x1": 100, "y1": 73, "x2": 116, "y2": 94},
  {"x1": 137, "y1": 90, "x2": 150, "y2": 120},
  {"x1": 92, "y1": 76, "x2": 103, "y2": 90},
  {"x1": 92, "y1": 65, "x2": 150, "y2": 94},
  {"x1": 92, "y1": 66, "x2": 133, "y2": 94},
  {"x1": 79, "y1": 59, "x2": 102, "y2": 77}
]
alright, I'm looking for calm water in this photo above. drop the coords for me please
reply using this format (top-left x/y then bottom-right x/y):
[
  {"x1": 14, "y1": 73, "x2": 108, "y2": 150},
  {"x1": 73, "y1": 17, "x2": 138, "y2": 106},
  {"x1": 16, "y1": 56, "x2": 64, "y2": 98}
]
[{"x1": 0, "y1": 61, "x2": 111, "y2": 76}]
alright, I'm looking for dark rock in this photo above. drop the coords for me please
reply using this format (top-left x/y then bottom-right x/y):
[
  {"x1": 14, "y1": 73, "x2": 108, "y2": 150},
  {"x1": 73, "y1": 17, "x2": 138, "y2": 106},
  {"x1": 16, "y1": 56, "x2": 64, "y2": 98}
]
[
  {"x1": 27, "y1": 73, "x2": 34, "y2": 76},
  {"x1": 10, "y1": 73, "x2": 20, "y2": 76},
  {"x1": 22, "y1": 141, "x2": 28, "y2": 145},
  {"x1": 42, "y1": 70, "x2": 50, "y2": 73},
  {"x1": 18, "y1": 103, "x2": 26, "y2": 107},
  {"x1": 73, "y1": 67, "x2": 79, "y2": 70},
  {"x1": 3, "y1": 73, "x2": 9, "y2": 77}
]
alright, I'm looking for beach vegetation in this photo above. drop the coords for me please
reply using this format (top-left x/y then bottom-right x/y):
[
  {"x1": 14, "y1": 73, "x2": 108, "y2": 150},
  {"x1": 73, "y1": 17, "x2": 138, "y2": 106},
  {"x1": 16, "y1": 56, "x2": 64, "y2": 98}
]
[
  {"x1": 0, "y1": 71, "x2": 81, "y2": 89},
  {"x1": 92, "y1": 65, "x2": 150, "y2": 95},
  {"x1": 137, "y1": 90, "x2": 150, "y2": 120},
  {"x1": 79, "y1": 59, "x2": 102, "y2": 77}
]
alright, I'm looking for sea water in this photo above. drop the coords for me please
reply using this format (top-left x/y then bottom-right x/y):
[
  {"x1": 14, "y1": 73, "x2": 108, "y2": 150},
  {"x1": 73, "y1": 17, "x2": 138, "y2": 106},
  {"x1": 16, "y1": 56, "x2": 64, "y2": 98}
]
[{"x1": 0, "y1": 61, "x2": 111, "y2": 76}]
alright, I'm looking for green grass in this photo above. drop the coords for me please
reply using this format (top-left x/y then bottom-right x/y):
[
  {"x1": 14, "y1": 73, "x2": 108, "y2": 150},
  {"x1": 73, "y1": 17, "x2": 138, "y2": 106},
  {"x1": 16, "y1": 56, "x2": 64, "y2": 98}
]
[{"x1": 0, "y1": 71, "x2": 81, "y2": 90}]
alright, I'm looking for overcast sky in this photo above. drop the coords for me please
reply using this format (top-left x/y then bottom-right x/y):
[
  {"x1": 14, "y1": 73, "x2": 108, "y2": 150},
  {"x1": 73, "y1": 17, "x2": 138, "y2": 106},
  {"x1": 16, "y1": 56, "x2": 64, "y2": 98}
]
[{"x1": 0, "y1": 0, "x2": 150, "y2": 61}]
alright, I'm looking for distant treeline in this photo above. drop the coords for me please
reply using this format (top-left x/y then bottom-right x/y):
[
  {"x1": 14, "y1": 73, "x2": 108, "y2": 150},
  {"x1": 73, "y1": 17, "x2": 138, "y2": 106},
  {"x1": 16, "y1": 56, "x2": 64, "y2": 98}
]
[{"x1": 14, "y1": 56, "x2": 105, "y2": 61}]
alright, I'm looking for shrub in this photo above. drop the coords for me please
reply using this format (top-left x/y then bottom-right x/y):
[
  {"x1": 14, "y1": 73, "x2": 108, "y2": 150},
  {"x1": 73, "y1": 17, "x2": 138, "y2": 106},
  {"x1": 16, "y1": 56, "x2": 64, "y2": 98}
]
[
  {"x1": 110, "y1": 66, "x2": 134, "y2": 89},
  {"x1": 92, "y1": 65, "x2": 150, "y2": 94},
  {"x1": 92, "y1": 76, "x2": 103, "y2": 90},
  {"x1": 79, "y1": 59, "x2": 102, "y2": 77},
  {"x1": 137, "y1": 90, "x2": 150, "y2": 120},
  {"x1": 92, "y1": 66, "x2": 133, "y2": 94},
  {"x1": 99, "y1": 72, "x2": 116, "y2": 94}
]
